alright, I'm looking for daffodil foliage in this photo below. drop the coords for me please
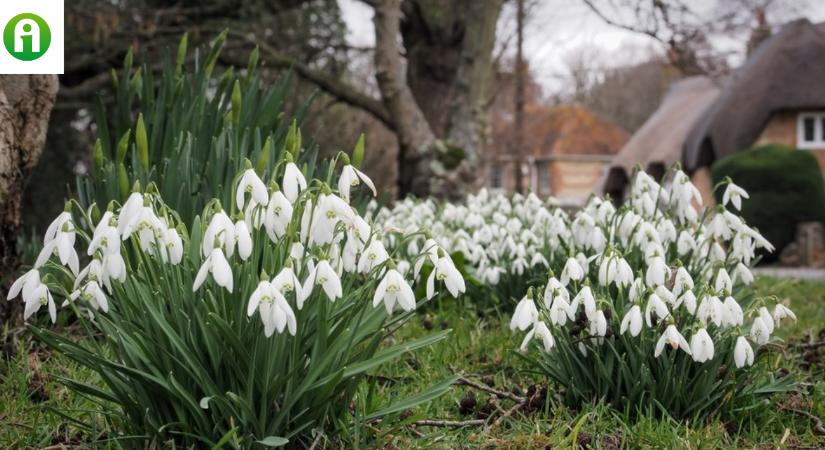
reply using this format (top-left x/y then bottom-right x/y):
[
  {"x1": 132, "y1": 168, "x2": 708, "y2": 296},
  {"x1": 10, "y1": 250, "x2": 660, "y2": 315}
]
[{"x1": 13, "y1": 149, "x2": 462, "y2": 447}]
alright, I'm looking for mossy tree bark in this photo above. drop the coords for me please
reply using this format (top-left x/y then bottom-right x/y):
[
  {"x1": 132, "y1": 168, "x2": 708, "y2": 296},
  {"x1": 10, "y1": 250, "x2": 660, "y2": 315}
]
[{"x1": 0, "y1": 75, "x2": 59, "y2": 330}]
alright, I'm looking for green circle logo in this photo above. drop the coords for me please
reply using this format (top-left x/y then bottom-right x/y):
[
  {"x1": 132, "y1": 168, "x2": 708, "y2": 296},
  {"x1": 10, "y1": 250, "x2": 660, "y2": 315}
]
[{"x1": 3, "y1": 13, "x2": 51, "y2": 61}]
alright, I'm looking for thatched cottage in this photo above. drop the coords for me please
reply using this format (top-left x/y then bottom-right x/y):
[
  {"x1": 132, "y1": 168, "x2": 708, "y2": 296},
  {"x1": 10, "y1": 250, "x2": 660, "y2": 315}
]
[{"x1": 604, "y1": 18, "x2": 825, "y2": 199}]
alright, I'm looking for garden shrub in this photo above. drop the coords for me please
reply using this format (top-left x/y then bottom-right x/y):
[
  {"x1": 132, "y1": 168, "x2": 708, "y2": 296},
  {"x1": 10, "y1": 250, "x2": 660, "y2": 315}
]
[{"x1": 711, "y1": 144, "x2": 825, "y2": 260}]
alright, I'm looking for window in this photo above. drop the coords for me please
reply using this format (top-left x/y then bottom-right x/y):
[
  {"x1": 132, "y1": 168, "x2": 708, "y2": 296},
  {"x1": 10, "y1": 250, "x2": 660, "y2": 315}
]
[
  {"x1": 490, "y1": 166, "x2": 503, "y2": 189},
  {"x1": 536, "y1": 161, "x2": 551, "y2": 195},
  {"x1": 797, "y1": 113, "x2": 825, "y2": 149}
]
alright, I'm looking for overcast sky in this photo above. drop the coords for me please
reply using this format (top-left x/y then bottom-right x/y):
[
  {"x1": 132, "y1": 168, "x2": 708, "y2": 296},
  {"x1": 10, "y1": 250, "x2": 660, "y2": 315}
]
[{"x1": 339, "y1": 0, "x2": 825, "y2": 94}]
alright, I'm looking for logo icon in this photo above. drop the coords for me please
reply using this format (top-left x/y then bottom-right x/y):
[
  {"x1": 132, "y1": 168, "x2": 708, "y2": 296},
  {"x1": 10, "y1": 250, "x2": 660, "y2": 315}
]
[{"x1": 3, "y1": 13, "x2": 51, "y2": 61}]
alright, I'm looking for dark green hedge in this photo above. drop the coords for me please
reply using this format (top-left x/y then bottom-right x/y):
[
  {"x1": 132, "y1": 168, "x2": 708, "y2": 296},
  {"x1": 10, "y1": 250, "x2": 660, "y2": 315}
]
[{"x1": 711, "y1": 144, "x2": 825, "y2": 261}]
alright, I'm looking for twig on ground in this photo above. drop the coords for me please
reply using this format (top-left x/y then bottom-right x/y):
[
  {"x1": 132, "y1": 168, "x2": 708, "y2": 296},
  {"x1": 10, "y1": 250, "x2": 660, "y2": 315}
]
[
  {"x1": 307, "y1": 430, "x2": 325, "y2": 450},
  {"x1": 491, "y1": 398, "x2": 529, "y2": 428},
  {"x1": 456, "y1": 376, "x2": 525, "y2": 403},
  {"x1": 795, "y1": 340, "x2": 825, "y2": 350},
  {"x1": 780, "y1": 406, "x2": 825, "y2": 435},
  {"x1": 412, "y1": 419, "x2": 486, "y2": 428}
]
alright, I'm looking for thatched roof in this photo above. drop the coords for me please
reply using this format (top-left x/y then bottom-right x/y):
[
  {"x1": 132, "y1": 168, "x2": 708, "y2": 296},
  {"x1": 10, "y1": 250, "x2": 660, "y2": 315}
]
[
  {"x1": 525, "y1": 103, "x2": 629, "y2": 158},
  {"x1": 683, "y1": 19, "x2": 825, "y2": 171},
  {"x1": 602, "y1": 76, "x2": 720, "y2": 197}
]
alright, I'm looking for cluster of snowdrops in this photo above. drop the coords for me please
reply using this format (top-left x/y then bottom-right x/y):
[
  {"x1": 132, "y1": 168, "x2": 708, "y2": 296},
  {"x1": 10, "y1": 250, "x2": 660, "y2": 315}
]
[{"x1": 376, "y1": 168, "x2": 796, "y2": 417}]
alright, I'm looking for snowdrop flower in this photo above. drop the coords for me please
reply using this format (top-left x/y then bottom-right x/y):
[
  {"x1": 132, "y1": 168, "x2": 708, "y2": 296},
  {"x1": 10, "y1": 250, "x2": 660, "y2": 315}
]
[
  {"x1": 305, "y1": 259, "x2": 342, "y2": 302},
  {"x1": 37, "y1": 212, "x2": 79, "y2": 275},
  {"x1": 645, "y1": 292, "x2": 670, "y2": 326},
  {"x1": 571, "y1": 285, "x2": 595, "y2": 320},
  {"x1": 118, "y1": 192, "x2": 145, "y2": 237},
  {"x1": 549, "y1": 295, "x2": 574, "y2": 326},
  {"x1": 373, "y1": 269, "x2": 416, "y2": 314},
  {"x1": 282, "y1": 162, "x2": 307, "y2": 204},
  {"x1": 697, "y1": 295, "x2": 726, "y2": 327},
  {"x1": 560, "y1": 257, "x2": 584, "y2": 286},
  {"x1": 672, "y1": 267, "x2": 693, "y2": 297},
  {"x1": 690, "y1": 328, "x2": 714, "y2": 362},
  {"x1": 193, "y1": 248, "x2": 233, "y2": 293},
  {"x1": 160, "y1": 227, "x2": 183, "y2": 264},
  {"x1": 264, "y1": 191, "x2": 293, "y2": 241},
  {"x1": 676, "y1": 231, "x2": 695, "y2": 256},
  {"x1": 234, "y1": 220, "x2": 253, "y2": 261},
  {"x1": 772, "y1": 304, "x2": 797, "y2": 328},
  {"x1": 758, "y1": 306, "x2": 775, "y2": 334},
  {"x1": 202, "y1": 211, "x2": 236, "y2": 257},
  {"x1": 70, "y1": 280, "x2": 109, "y2": 313},
  {"x1": 590, "y1": 310, "x2": 607, "y2": 338},
  {"x1": 620, "y1": 305, "x2": 643, "y2": 337},
  {"x1": 722, "y1": 182, "x2": 749, "y2": 211},
  {"x1": 511, "y1": 294, "x2": 538, "y2": 331},
  {"x1": 358, "y1": 239, "x2": 389, "y2": 274},
  {"x1": 23, "y1": 283, "x2": 56, "y2": 323},
  {"x1": 655, "y1": 325, "x2": 691, "y2": 357},
  {"x1": 520, "y1": 321, "x2": 554, "y2": 352},
  {"x1": 339, "y1": 164, "x2": 377, "y2": 203},
  {"x1": 724, "y1": 296, "x2": 744, "y2": 326},
  {"x1": 734, "y1": 336, "x2": 755, "y2": 368},
  {"x1": 426, "y1": 255, "x2": 465, "y2": 299},
  {"x1": 645, "y1": 256, "x2": 668, "y2": 287},
  {"x1": 732, "y1": 262, "x2": 754, "y2": 285},
  {"x1": 679, "y1": 290, "x2": 697, "y2": 314},
  {"x1": 714, "y1": 269, "x2": 732, "y2": 295},
  {"x1": 247, "y1": 280, "x2": 297, "y2": 337},
  {"x1": 88, "y1": 218, "x2": 120, "y2": 256},
  {"x1": 750, "y1": 316, "x2": 770, "y2": 345},
  {"x1": 236, "y1": 168, "x2": 268, "y2": 210},
  {"x1": 7, "y1": 269, "x2": 41, "y2": 304},
  {"x1": 272, "y1": 266, "x2": 305, "y2": 307}
]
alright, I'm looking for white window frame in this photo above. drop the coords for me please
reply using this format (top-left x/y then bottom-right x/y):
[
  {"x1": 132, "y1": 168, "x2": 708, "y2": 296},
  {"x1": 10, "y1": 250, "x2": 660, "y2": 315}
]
[{"x1": 797, "y1": 112, "x2": 825, "y2": 149}]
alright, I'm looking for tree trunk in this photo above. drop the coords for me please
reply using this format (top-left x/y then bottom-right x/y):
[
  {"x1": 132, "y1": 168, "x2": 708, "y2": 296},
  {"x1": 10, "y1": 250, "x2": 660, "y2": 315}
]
[
  {"x1": 401, "y1": 0, "x2": 503, "y2": 198},
  {"x1": 0, "y1": 75, "x2": 59, "y2": 329}
]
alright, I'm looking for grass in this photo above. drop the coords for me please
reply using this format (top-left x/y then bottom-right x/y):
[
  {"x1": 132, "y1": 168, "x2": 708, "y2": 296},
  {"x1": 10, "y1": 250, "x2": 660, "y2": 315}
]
[{"x1": 2, "y1": 276, "x2": 824, "y2": 449}]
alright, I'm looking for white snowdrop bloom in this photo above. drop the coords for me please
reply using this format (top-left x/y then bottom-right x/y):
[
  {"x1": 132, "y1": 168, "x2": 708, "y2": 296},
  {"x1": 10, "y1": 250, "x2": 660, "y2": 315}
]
[
  {"x1": 708, "y1": 212, "x2": 732, "y2": 240},
  {"x1": 233, "y1": 220, "x2": 253, "y2": 261},
  {"x1": 714, "y1": 269, "x2": 733, "y2": 295},
  {"x1": 560, "y1": 257, "x2": 584, "y2": 286},
  {"x1": 645, "y1": 292, "x2": 670, "y2": 326},
  {"x1": 88, "y1": 220, "x2": 120, "y2": 256},
  {"x1": 655, "y1": 285, "x2": 676, "y2": 306},
  {"x1": 44, "y1": 211, "x2": 74, "y2": 244},
  {"x1": 202, "y1": 211, "x2": 236, "y2": 257},
  {"x1": 23, "y1": 283, "x2": 57, "y2": 323},
  {"x1": 243, "y1": 198, "x2": 266, "y2": 230},
  {"x1": 160, "y1": 227, "x2": 183, "y2": 265},
  {"x1": 620, "y1": 305, "x2": 643, "y2": 337},
  {"x1": 7, "y1": 269, "x2": 42, "y2": 304},
  {"x1": 426, "y1": 255, "x2": 465, "y2": 299},
  {"x1": 676, "y1": 231, "x2": 696, "y2": 256},
  {"x1": 723, "y1": 296, "x2": 744, "y2": 326},
  {"x1": 510, "y1": 295, "x2": 538, "y2": 331},
  {"x1": 598, "y1": 255, "x2": 633, "y2": 288},
  {"x1": 655, "y1": 325, "x2": 691, "y2": 357},
  {"x1": 247, "y1": 280, "x2": 297, "y2": 337},
  {"x1": 645, "y1": 256, "x2": 668, "y2": 288},
  {"x1": 339, "y1": 164, "x2": 377, "y2": 203},
  {"x1": 750, "y1": 317, "x2": 770, "y2": 345},
  {"x1": 672, "y1": 267, "x2": 693, "y2": 297},
  {"x1": 734, "y1": 336, "x2": 755, "y2": 368},
  {"x1": 75, "y1": 259, "x2": 107, "y2": 291},
  {"x1": 103, "y1": 252, "x2": 127, "y2": 286},
  {"x1": 37, "y1": 212, "x2": 79, "y2": 275},
  {"x1": 543, "y1": 277, "x2": 569, "y2": 308},
  {"x1": 511, "y1": 257, "x2": 528, "y2": 275},
  {"x1": 679, "y1": 290, "x2": 697, "y2": 314},
  {"x1": 272, "y1": 266, "x2": 305, "y2": 304},
  {"x1": 709, "y1": 242, "x2": 726, "y2": 263},
  {"x1": 117, "y1": 192, "x2": 145, "y2": 237},
  {"x1": 549, "y1": 296, "x2": 574, "y2": 326},
  {"x1": 732, "y1": 262, "x2": 754, "y2": 285},
  {"x1": 571, "y1": 285, "x2": 595, "y2": 320},
  {"x1": 628, "y1": 278, "x2": 646, "y2": 302},
  {"x1": 758, "y1": 306, "x2": 775, "y2": 334},
  {"x1": 590, "y1": 310, "x2": 608, "y2": 338},
  {"x1": 236, "y1": 169, "x2": 269, "y2": 211},
  {"x1": 520, "y1": 321, "x2": 554, "y2": 352},
  {"x1": 690, "y1": 328, "x2": 715, "y2": 362},
  {"x1": 193, "y1": 248, "x2": 233, "y2": 293},
  {"x1": 358, "y1": 239, "x2": 389, "y2": 274},
  {"x1": 373, "y1": 269, "x2": 416, "y2": 314},
  {"x1": 307, "y1": 259, "x2": 343, "y2": 302},
  {"x1": 530, "y1": 253, "x2": 549, "y2": 268},
  {"x1": 657, "y1": 220, "x2": 677, "y2": 245},
  {"x1": 342, "y1": 231, "x2": 362, "y2": 273},
  {"x1": 282, "y1": 162, "x2": 307, "y2": 204},
  {"x1": 618, "y1": 211, "x2": 641, "y2": 244},
  {"x1": 264, "y1": 191, "x2": 293, "y2": 241},
  {"x1": 722, "y1": 182, "x2": 749, "y2": 211},
  {"x1": 697, "y1": 295, "x2": 726, "y2": 327},
  {"x1": 70, "y1": 280, "x2": 109, "y2": 313},
  {"x1": 772, "y1": 304, "x2": 797, "y2": 328}
]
